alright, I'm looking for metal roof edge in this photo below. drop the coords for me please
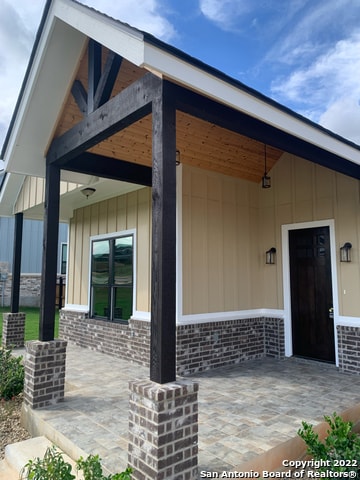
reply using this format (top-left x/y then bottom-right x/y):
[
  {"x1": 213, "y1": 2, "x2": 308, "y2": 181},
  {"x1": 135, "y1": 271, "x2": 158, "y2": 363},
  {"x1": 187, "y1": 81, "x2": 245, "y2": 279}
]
[
  {"x1": 143, "y1": 32, "x2": 360, "y2": 153},
  {"x1": 1, "y1": 0, "x2": 359, "y2": 171}
]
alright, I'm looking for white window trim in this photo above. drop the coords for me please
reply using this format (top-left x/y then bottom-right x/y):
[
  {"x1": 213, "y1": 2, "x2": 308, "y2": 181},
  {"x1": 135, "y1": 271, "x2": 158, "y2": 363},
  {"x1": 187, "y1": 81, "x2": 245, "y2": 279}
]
[
  {"x1": 88, "y1": 228, "x2": 137, "y2": 321},
  {"x1": 59, "y1": 242, "x2": 68, "y2": 275}
]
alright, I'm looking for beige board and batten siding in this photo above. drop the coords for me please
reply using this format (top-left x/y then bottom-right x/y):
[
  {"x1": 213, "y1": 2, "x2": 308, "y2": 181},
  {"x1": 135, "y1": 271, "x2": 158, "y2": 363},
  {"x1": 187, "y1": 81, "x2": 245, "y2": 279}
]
[
  {"x1": 14, "y1": 176, "x2": 80, "y2": 213},
  {"x1": 260, "y1": 152, "x2": 360, "y2": 317},
  {"x1": 67, "y1": 187, "x2": 151, "y2": 310},
  {"x1": 182, "y1": 165, "x2": 264, "y2": 314},
  {"x1": 182, "y1": 155, "x2": 360, "y2": 317},
  {"x1": 17, "y1": 154, "x2": 360, "y2": 318}
]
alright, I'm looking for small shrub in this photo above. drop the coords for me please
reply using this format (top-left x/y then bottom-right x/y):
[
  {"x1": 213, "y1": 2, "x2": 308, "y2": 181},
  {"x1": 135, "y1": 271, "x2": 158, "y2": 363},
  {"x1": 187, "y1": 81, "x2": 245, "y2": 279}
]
[
  {"x1": 0, "y1": 347, "x2": 24, "y2": 400},
  {"x1": 20, "y1": 446, "x2": 75, "y2": 480},
  {"x1": 20, "y1": 446, "x2": 133, "y2": 480},
  {"x1": 298, "y1": 412, "x2": 360, "y2": 475},
  {"x1": 77, "y1": 454, "x2": 132, "y2": 479}
]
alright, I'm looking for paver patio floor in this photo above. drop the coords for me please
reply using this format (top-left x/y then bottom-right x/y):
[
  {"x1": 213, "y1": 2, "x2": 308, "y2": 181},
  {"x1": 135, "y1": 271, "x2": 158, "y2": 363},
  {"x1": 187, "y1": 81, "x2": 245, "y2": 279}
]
[{"x1": 23, "y1": 343, "x2": 360, "y2": 476}]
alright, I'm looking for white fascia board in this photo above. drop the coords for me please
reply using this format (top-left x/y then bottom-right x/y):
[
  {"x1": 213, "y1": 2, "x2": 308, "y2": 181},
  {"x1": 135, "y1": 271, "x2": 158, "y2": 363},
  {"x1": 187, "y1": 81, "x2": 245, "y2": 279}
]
[
  {"x1": 4, "y1": 14, "x2": 86, "y2": 178},
  {"x1": 53, "y1": 0, "x2": 145, "y2": 66},
  {"x1": 143, "y1": 43, "x2": 360, "y2": 166},
  {"x1": 3, "y1": 0, "x2": 146, "y2": 182},
  {"x1": 0, "y1": 173, "x2": 24, "y2": 216}
]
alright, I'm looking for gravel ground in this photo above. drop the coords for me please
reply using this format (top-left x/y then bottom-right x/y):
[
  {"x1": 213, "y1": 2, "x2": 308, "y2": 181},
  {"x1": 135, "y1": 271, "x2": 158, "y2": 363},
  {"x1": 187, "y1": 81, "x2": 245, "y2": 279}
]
[{"x1": 0, "y1": 394, "x2": 30, "y2": 460}]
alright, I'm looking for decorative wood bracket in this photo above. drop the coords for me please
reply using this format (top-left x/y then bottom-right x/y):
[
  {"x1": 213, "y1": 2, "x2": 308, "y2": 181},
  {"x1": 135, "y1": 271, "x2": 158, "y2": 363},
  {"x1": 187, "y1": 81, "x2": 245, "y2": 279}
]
[
  {"x1": 48, "y1": 72, "x2": 161, "y2": 165},
  {"x1": 71, "y1": 39, "x2": 123, "y2": 116}
]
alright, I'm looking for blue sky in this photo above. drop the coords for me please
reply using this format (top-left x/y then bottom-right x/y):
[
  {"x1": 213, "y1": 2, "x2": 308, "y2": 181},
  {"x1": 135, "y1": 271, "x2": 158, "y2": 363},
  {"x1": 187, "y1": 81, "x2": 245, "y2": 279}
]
[{"x1": 1, "y1": 0, "x2": 360, "y2": 159}]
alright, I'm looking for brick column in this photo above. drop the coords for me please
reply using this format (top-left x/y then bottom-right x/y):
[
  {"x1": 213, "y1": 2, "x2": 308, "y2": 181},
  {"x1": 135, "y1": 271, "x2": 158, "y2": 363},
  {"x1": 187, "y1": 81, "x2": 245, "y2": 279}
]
[
  {"x1": 2, "y1": 312, "x2": 26, "y2": 348},
  {"x1": 337, "y1": 325, "x2": 360, "y2": 375},
  {"x1": 128, "y1": 378, "x2": 198, "y2": 480},
  {"x1": 24, "y1": 340, "x2": 67, "y2": 409}
]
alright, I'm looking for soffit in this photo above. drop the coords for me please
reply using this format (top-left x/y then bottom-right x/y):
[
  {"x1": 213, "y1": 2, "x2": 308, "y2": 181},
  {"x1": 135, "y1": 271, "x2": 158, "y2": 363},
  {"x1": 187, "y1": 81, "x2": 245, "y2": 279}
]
[{"x1": 54, "y1": 44, "x2": 283, "y2": 184}]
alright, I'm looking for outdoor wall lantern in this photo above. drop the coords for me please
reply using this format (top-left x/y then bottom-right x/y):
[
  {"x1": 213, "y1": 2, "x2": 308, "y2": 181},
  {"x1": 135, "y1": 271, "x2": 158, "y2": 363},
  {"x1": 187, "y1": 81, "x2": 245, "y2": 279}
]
[
  {"x1": 340, "y1": 242, "x2": 352, "y2": 262},
  {"x1": 266, "y1": 247, "x2": 276, "y2": 265},
  {"x1": 262, "y1": 144, "x2": 271, "y2": 189},
  {"x1": 81, "y1": 187, "x2": 96, "y2": 199}
]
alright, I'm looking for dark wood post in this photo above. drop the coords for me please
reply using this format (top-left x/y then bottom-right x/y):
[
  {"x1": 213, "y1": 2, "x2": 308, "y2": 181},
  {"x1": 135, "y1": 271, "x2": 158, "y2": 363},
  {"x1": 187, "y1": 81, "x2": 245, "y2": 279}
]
[
  {"x1": 150, "y1": 81, "x2": 177, "y2": 384},
  {"x1": 57, "y1": 276, "x2": 64, "y2": 309},
  {"x1": 39, "y1": 162, "x2": 60, "y2": 341},
  {"x1": 10, "y1": 212, "x2": 23, "y2": 313}
]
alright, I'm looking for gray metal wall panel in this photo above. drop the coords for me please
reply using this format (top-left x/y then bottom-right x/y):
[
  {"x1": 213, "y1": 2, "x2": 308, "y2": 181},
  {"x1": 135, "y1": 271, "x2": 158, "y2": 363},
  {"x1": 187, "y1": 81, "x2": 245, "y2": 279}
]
[
  {"x1": 0, "y1": 217, "x2": 15, "y2": 269},
  {"x1": 0, "y1": 217, "x2": 68, "y2": 273}
]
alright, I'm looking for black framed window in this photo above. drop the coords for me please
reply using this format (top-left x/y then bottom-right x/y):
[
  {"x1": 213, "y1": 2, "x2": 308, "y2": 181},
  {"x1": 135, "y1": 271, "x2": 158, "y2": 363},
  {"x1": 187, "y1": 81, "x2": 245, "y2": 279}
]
[{"x1": 90, "y1": 234, "x2": 134, "y2": 322}]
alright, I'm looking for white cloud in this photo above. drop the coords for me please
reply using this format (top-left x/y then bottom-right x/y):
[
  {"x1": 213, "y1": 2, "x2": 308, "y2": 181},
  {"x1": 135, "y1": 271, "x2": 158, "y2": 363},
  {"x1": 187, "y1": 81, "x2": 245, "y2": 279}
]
[
  {"x1": 81, "y1": 0, "x2": 176, "y2": 41},
  {"x1": 199, "y1": 0, "x2": 249, "y2": 30},
  {"x1": 320, "y1": 98, "x2": 360, "y2": 145},
  {"x1": 271, "y1": 32, "x2": 360, "y2": 143},
  {"x1": 0, "y1": 0, "x2": 46, "y2": 150},
  {"x1": 0, "y1": 0, "x2": 175, "y2": 150}
]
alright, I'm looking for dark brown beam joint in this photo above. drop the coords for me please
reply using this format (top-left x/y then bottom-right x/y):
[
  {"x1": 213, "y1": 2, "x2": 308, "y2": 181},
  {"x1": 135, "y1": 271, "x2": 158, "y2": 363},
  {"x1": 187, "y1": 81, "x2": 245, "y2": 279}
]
[
  {"x1": 48, "y1": 72, "x2": 161, "y2": 166},
  {"x1": 63, "y1": 152, "x2": 152, "y2": 186},
  {"x1": 171, "y1": 82, "x2": 360, "y2": 180},
  {"x1": 93, "y1": 50, "x2": 123, "y2": 110},
  {"x1": 88, "y1": 39, "x2": 102, "y2": 114},
  {"x1": 71, "y1": 80, "x2": 88, "y2": 115}
]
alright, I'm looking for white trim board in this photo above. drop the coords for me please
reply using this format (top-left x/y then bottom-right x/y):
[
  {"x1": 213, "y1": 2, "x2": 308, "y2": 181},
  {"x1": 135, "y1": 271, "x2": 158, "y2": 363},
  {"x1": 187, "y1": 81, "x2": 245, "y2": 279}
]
[{"x1": 177, "y1": 309, "x2": 284, "y2": 325}]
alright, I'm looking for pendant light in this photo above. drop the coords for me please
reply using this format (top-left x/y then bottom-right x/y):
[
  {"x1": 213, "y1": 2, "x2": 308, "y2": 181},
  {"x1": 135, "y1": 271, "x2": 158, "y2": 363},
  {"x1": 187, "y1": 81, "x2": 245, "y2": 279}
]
[{"x1": 262, "y1": 144, "x2": 271, "y2": 189}]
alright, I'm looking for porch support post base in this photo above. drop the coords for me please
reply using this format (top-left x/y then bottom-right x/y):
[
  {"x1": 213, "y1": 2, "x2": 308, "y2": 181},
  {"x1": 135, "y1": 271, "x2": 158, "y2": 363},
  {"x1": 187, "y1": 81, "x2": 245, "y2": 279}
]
[
  {"x1": 24, "y1": 340, "x2": 67, "y2": 409},
  {"x1": 1, "y1": 312, "x2": 26, "y2": 348},
  {"x1": 128, "y1": 378, "x2": 199, "y2": 480}
]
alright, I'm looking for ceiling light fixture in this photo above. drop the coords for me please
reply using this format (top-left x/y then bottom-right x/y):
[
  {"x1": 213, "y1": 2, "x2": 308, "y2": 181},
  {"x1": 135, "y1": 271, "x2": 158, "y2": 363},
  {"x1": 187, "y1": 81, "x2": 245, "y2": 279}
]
[
  {"x1": 262, "y1": 144, "x2": 271, "y2": 189},
  {"x1": 81, "y1": 187, "x2": 96, "y2": 198}
]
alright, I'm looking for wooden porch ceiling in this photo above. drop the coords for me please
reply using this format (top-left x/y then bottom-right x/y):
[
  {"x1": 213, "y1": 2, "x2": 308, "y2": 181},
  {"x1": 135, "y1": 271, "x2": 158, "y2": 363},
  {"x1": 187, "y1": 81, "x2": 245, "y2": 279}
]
[{"x1": 54, "y1": 45, "x2": 283, "y2": 183}]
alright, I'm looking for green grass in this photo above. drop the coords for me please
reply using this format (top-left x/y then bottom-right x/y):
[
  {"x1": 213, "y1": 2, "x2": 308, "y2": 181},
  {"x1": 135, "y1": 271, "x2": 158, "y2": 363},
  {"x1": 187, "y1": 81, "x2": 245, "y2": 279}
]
[{"x1": 0, "y1": 307, "x2": 59, "y2": 343}]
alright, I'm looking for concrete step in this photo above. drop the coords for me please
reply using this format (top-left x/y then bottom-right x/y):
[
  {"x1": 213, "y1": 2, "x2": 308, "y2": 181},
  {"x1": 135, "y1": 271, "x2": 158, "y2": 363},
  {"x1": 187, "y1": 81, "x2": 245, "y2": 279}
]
[
  {"x1": 0, "y1": 458, "x2": 18, "y2": 480},
  {"x1": 1, "y1": 436, "x2": 84, "y2": 479}
]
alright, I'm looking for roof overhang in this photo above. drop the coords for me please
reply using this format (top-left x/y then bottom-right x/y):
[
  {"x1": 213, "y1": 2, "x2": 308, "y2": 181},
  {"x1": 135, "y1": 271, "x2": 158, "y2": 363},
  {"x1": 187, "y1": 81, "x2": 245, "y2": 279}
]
[
  {"x1": 141, "y1": 39, "x2": 360, "y2": 167},
  {"x1": 1, "y1": 0, "x2": 360, "y2": 214},
  {"x1": 0, "y1": 172, "x2": 24, "y2": 216}
]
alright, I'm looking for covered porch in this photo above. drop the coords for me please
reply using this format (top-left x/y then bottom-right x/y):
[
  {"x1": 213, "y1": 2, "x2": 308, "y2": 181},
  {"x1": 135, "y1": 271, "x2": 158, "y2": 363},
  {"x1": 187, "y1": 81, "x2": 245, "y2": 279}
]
[
  {"x1": 2, "y1": 2, "x2": 360, "y2": 478},
  {"x1": 21, "y1": 342, "x2": 360, "y2": 476}
]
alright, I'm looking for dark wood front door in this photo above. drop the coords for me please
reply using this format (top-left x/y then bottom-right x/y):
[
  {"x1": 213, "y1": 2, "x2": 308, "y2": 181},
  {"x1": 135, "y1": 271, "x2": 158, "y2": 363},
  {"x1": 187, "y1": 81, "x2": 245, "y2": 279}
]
[{"x1": 289, "y1": 226, "x2": 335, "y2": 362}]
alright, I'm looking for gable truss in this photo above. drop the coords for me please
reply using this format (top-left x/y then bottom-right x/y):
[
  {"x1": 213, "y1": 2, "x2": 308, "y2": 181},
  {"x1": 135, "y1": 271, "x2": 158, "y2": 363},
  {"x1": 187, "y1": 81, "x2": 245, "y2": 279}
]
[
  {"x1": 48, "y1": 72, "x2": 161, "y2": 165},
  {"x1": 71, "y1": 39, "x2": 123, "y2": 116}
]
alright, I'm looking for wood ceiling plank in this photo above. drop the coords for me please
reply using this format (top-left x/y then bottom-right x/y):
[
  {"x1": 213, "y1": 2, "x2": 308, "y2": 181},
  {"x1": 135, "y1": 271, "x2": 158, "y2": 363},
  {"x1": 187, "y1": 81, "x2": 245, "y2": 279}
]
[{"x1": 53, "y1": 42, "x2": 284, "y2": 183}]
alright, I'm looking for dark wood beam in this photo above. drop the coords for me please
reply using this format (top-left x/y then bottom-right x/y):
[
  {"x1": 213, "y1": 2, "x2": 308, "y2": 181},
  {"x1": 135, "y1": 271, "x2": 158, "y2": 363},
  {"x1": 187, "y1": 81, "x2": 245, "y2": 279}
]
[
  {"x1": 10, "y1": 212, "x2": 23, "y2": 313},
  {"x1": 93, "y1": 50, "x2": 123, "y2": 110},
  {"x1": 88, "y1": 39, "x2": 102, "y2": 114},
  {"x1": 62, "y1": 152, "x2": 152, "y2": 186},
  {"x1": 71, "y1": 44, "x2": 122, "y2": 117},
  {"x1": 48, "y1": 72, "x2": 161, "y2": 166},
  {"x1": 71, "y1": 80, "x2": 88, "y2": 115},
  {"x1": 171, "y1": 83, "x2": 360, "y2": 180},
  {"x1": 150, "y1": 81, "x2": 177, "y2": 384},
  {"x1": 39, "y1": 162, "x2": 60, "y2": 341}
]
